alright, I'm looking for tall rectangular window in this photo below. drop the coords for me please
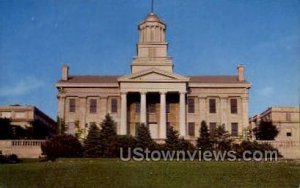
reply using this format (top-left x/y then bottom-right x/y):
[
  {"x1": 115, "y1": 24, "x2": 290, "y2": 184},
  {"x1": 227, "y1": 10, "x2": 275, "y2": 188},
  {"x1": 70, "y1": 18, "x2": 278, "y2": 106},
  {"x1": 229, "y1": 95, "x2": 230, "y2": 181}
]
[
  {"x1": 209, "y1": 122, "x2": 217, "y2": 134},
  {"x1": 69, "y1": 99, "x2": 76, "y2": 113},
  {"x1": 90, "y1": 99, "x2": 97, "y2": 113},
  {"x1": 148, "y1": 103, "x2": 156, "y2": 113},
  {"x1": 230, "y1": 98, "x2": 238, "y2": 114},
  {"x1": 231, "y1": 123, "x2": 238, "y2": 137},
  {"x1": 209, "y1": 99, "x2": 216, "y2": 113},
  {"x1": 135, "y1": 102, "x2": 140, "y2": 113},
  {"x1": 111, "y1": 99, "x2": 118, "y2": 113},
  {"x1": 188, "y1": 98, "x2": 195, "y2": 113},
  {"x1": 188, "y1": 122, "x2": 195, "y2": 137}
]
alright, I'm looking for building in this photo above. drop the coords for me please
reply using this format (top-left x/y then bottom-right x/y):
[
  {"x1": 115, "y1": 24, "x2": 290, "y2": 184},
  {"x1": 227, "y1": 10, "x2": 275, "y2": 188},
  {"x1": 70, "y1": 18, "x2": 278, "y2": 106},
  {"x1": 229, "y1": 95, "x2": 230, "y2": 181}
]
[
  {"x1": 0, "y1": 105, "x2": 56, "y2": 139},
  {"x1": 250, "y1": 107, "x2": 300, "y2": 142},
  {"x1": 56, "y1": 12, "x2": 251, "y2": 141}
]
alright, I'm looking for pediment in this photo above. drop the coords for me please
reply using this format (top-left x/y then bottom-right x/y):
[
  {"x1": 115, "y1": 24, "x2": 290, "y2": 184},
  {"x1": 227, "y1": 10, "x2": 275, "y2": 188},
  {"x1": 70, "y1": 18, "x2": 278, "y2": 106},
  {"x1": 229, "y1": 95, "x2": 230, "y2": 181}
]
[{"x1": 118, "y1": 68, "x2": 189, "y2": 82}]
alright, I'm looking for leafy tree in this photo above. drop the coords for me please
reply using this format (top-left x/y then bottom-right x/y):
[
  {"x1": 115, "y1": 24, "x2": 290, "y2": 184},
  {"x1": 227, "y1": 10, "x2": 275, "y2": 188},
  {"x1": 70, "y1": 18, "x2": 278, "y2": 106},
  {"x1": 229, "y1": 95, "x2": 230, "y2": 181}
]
[
  {"x1": 165, "y1": 126, "x2": 181, "y2": 150},
  {"x1": 253, "y1": 121, "x2": 279, "y2": 140},
  {"x1": 197, "y1": 121, "x2": 212, "y2": 151},
  {"x1": 98, "y1": 114, "x2": 118, "y2": 157},
  {"x1": 0, "y1": 118, "x2": 13, "y2": 139},
  {"x1": 136, "y1": 123, "x2": 156, "y2": 150},
  {"x1": 41, "y1": 135, "x2": 83, "y2": 161},
  {"x1": 211, "y1": 125, "x2": 232, "y2": 151},
  {"x1": 83, "y1": 123, "x2": 101, "y2": 157},
  {"x1": 31, "y1": 119, "x2": 51, "y2": 139}
]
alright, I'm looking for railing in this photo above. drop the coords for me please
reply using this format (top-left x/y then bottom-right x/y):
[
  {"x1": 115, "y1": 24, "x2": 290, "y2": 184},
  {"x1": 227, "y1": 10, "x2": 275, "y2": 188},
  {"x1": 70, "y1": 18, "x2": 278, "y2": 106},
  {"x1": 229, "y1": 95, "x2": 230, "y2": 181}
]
[{"x1": 11, "y1": 140, "x2": 46, "y2": 147}]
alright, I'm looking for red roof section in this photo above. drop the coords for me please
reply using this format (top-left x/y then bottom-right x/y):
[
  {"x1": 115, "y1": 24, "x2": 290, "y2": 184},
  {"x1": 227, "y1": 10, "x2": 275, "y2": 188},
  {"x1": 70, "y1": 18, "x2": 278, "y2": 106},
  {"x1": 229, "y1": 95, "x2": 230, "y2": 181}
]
[{"x1": 57, "y1": 75, "x2": 248, "y2": 84}]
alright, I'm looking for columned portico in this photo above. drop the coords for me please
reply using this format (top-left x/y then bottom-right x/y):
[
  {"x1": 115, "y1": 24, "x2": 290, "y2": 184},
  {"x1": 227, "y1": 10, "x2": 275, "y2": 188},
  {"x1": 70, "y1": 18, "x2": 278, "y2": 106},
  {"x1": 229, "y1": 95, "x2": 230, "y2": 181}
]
[
  {"x1": 179, "y1": 92, "x2": 186, "y2": 137},
  {"x1": 159, "y1": 92, "x2": 166, "y2": 139},
  {"x1": 120, "y1": 92, "x2": 127, "y2": 135},
  {"x1": 140, "y1": 92, "x2": 147, "y2": 124}
]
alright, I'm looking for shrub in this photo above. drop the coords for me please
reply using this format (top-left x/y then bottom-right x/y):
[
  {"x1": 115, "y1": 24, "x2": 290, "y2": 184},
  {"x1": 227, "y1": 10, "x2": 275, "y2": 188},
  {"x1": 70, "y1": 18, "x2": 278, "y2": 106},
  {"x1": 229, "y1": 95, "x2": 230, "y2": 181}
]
[
  {"x1": 41, "y1": 135, "x2": 83, "y2": 161},
  {"x1": 197, "y1": 121, "x2": 213, "y2": 151},
  {"x1": 233, "y1": 141, "x2": 281, "y2": 158},
  {"x1": 116, "y1": 135, "x2": 137, "y2": 158},
  {"x1": 0, "y1": 154, "x2": 22, "y2": 164}
]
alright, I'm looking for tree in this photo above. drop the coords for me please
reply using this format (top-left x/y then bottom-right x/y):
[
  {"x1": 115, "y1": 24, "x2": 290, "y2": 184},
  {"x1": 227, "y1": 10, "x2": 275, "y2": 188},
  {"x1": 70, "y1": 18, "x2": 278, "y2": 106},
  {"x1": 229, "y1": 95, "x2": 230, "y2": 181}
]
[
  {"x1": 98, "y1": 114, "x2": 118, "y2": 157},
  {"x1": 165, "y1": 126, "x2": 181, "y2": 150},
  {"x1": 211, "y1": 125, "x2": 232, "y2": 151},
  {"x1": 41, "y1": 135, "x2": 83, "y2": 161},
  {"x1": 0, "y1": 118, "x2": 13, "y2": 139},
  {"x1": 136, "y1": 123, "x2": 156, "y2": 150},
  {"x1": 31, "y1": 119, "x2": 51, "y2": 139},
  {"x1": 197, "y1": 121, "x2": 212, "y2": 151},
  {"x1": 83, "y1": 123, "x2": 101, "y2": 157},
  {"x1": 253, "y1": 121, "x2": 279, "y2": 140}
]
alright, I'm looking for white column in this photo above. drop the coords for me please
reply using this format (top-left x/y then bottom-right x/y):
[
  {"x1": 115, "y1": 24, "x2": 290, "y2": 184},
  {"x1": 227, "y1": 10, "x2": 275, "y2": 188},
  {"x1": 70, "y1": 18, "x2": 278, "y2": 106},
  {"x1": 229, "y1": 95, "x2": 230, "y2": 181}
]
[
  {"x1": 179, "y1": 92, "x2": 186, "y2": 137},
  {"x1": 120, "y1": 92, "x2": 127, "y2": 135},
  {"x1": 159, "y1": 92, "x2": 166, "y2": 139},
  {"x1": 140, "y1": 92, "x2": 147, "y2": 125},
  {"x1": 242, "y1": 97, "x2": 249, "y2": 136}
]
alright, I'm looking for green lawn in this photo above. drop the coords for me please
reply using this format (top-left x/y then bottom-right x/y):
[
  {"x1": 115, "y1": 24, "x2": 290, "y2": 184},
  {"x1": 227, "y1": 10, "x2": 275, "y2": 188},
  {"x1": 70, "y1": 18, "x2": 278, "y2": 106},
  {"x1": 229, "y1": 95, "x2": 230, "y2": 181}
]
[{"x1": 0, "y1": 159, "x2": 300, "y2": 188}]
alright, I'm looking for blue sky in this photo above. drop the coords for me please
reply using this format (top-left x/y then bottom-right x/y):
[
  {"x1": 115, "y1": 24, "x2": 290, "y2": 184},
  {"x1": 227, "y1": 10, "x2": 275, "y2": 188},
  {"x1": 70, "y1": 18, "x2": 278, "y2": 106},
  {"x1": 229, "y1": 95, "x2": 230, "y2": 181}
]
[{"x1": 0, "y1": 0, "x2": 299, "y2": 119}]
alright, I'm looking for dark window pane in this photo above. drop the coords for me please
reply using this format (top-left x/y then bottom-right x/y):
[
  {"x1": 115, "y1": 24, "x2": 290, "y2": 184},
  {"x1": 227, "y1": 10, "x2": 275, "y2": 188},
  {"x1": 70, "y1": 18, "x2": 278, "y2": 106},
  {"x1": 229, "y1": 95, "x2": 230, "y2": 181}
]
[
  {"x1": 188, "y1": 98, "x2": 195, "y2": 113},
  {"x1": 188, "y1": 122, "x2": 195, "y2": 136},
  {"x1": 111, "y1": 99, "x2": 118, "y2": 113},
  {"x1": 209, "y1": 99, "x2": 216, "y2": 113},
  {"x1": 230, "y1": 99, "x2": 238, "y2": 114},
  {"x1": 209, "y1": 123, "x2": 216, "y2": 134},
  {"x1": 69, "y1": 99, "x2": 76, "y2": 113},
  {"x1": 90, "y1": 99, "x2": 97, "y2": 113},
  {"x1": 148, "y1": 103, "x2": 156, "y2": 113},
  {"x1": 231, "y1": 123, "x2": 238, "y2": 136}
]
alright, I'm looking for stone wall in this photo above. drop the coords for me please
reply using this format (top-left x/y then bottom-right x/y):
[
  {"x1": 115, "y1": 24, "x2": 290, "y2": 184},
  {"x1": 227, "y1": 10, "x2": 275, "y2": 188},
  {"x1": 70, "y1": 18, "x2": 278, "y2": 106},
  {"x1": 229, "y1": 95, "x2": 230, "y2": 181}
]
[
  {"x1": 0, "y1": 140, "x2": 45, "y2": 158},
  {"x1": 257, "y1": 140, "x2": 300, "y2": 159}
]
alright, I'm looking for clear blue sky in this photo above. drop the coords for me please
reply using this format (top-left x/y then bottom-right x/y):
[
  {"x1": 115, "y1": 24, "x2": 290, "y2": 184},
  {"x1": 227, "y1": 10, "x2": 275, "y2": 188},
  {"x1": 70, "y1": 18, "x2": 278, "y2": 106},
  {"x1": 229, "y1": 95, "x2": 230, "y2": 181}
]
[{"x1": 0, "y1": 0, "x2": 299, "y2": 119}]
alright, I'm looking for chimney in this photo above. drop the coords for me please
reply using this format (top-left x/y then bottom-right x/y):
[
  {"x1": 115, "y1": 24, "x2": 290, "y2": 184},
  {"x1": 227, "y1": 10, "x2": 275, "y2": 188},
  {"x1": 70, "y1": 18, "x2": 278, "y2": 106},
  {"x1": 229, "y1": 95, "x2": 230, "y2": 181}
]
[
  {"x1": 62, "y1": 64, "x2": 69, "y2": 81},
  {"x1": 237, "y1": 64, "x2": 244, "y2": 81}
]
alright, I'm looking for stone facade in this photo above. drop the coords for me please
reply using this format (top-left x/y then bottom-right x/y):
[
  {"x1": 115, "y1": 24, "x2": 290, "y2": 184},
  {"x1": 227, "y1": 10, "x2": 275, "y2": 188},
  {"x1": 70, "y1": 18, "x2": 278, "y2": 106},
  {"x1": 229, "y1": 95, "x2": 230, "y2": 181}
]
[{"x1": 56, "y1": 12, "x2": 251, "y2": 141}]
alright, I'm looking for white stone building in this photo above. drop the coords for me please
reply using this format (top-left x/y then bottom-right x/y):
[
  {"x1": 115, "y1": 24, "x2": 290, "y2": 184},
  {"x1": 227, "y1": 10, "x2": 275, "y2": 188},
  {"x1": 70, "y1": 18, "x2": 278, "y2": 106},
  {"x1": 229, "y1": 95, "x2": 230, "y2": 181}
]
[{"x1": 56, "y1": 12, "x2": 251, "y2": 141}]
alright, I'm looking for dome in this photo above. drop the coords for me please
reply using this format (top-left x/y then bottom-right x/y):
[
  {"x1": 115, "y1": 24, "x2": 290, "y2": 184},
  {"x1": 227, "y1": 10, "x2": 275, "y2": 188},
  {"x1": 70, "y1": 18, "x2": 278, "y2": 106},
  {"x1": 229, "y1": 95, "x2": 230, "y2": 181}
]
[{"x1": 144, "y1": 12, "x2": 161, "y2": 22}]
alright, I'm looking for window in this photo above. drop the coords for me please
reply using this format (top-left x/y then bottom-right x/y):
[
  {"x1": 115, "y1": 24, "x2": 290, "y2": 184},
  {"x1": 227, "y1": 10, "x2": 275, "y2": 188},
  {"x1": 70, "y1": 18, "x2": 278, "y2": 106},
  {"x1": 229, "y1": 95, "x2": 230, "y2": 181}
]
[
  {"x1": 231, "y1": 123, "x2": 238, "y2": 137},
  {"x1": 188, "y1": 122, "x2": 195, "y2": 137},
  {"x1": 89, "y1": 99, "x2": 97, "y2": 113},
  {"x1": 111, "y1": 99, "x2": 118, "y2": 113},
  {"x1": 286, "y1": 113, "x2": 291, "y2": 121},
  {"x1": 166, "y1": 103, "x2": 170, "y2": 113},
  {"x1": 69, "y1": 99, "x2": 76, "y2": 113},
  {"x1": 209, "y1": 122, "x2": 217, "y2": 134},
  {"x1": 209, "y1": 99, "x2": 216, "y2": 113},
  {"x1": 148, "y1": 103, "x2": 156, "y2": 113},
  {"x1": 286, "y1": 129, "x2": 292, "y2": 137},
  {"x1": 230, "y1": 98, "x2": 238, "y2": 114},
  {"x1": 188, "y1": 98, "x2": 195, "y2": 113},
  {"x1": 135, "y1": 102, "x2": 140, "y2": 113}
]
